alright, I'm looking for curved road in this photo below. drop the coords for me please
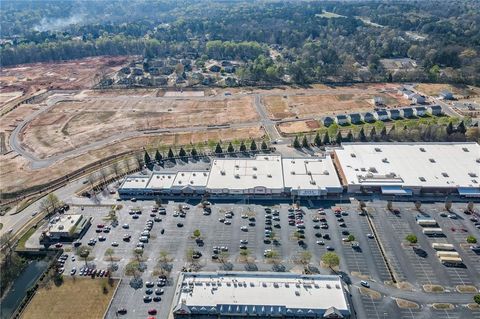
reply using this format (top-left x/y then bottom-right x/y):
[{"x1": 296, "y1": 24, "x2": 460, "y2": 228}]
[{"x1": 8, "y1": 87, "x2": 384, "y2": 169}]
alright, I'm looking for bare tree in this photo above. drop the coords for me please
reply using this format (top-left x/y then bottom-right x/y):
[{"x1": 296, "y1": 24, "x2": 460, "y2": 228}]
[
  {"x1": 414, "y1": 201, "x2": 422, "y2": 211},
  {"x1": 444, "y1": 200, "x2": 452, "y2": 212},
  {"x1": 467, "y1": 202, "x2": 475, "y2": 213}
]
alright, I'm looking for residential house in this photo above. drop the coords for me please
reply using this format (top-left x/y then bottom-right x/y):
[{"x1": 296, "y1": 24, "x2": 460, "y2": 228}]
[
  {"x1": 375, "y1": 110, "x2": 389, "y2": 121},
  {"x1": 388, "y1": 109, "x2": 401, "y2": 120},
  {"x1": 323, "y1": 116, "x2": 334, "y2": 127},
  {"x1": 335, "y1": 114, "x2": 349, "y2": 125},
  {"x1": 415, "y1": 106, "x2": 427, "y2": 116},
  {"x1": 363, "y1": 112, "x2": 376, "y2": 123},
  {"x1": 411, "y1": 94, "x2": 426, "y2": 104},
  {"x1": 402, "y1": 107, "x2": 414, "y2": 118},
  {"x1": 349, "y1": 113, "x2": 363, "y2": 124},
  {"x1": 429, "y1": 105, "x2": 443, "y2": 116},
  {"x1": 439, "y1": 90, "x2": 454, "y2": 100}
]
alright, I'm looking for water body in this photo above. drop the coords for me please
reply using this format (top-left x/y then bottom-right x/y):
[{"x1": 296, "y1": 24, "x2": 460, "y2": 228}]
[{"x1": 0, "y1": 258, "x2": 49, "y2": 319}]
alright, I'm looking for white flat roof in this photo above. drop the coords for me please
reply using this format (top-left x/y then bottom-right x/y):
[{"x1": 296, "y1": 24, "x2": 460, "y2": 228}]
[
  {"x1": 146, "y1": 173, "x2": 176, "y2": 189},
  {"x1": 207, "y1": 155, "x2": 284, "y2": 190},
  {"x1": 174, "y1": 272, "x2": 349, "y2": 314},
  {"x1": 335, "y1": 143, "x2": 480, "y2": 189},
  {"x1": 50, "y1": 214, "x2": 82, "y2": 233},
  {"x1": 282, "y1": 157, "x2": 342, "y2": 190},
  {"x1": 121, "y1": 176, "x2": 150, "y2": 189},
  {"x1": 172, "y1": 171, "x2": 210, "y2": 188}
]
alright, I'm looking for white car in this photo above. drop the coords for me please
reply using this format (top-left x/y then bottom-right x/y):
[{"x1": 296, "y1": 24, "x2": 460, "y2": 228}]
[
  {"x1": 111, "y1": 241, "x2": 119, "y2": 247},
  {"x1": 316, "y1": 240, "x2": 325, "y2": 245},
  {"x1": 240, "y1": 239, "x2": 248, "y2": 244},
  {"x1": 224, "y1": 220, "x2": 232, "y2": 225},
  {"x1": 240, "y1": 226, "x2": 248, "y2": 231},
  {"x1": 366, "y1": 233, "x2": 375, "y2": 239},
  {"x1": 360, "y1": 280, "x2": 370, "y2": 288}
]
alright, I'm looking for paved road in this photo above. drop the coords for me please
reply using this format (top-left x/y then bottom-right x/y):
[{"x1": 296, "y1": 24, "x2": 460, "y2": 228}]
[{"x1": 7, "y1": 86, "x2": 379, "y2": 170}]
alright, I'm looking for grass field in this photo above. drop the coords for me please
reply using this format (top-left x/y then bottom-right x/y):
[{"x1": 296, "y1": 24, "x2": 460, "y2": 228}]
[{"x1": 21, "y1": 278, "x2": 118, "y2": 319}]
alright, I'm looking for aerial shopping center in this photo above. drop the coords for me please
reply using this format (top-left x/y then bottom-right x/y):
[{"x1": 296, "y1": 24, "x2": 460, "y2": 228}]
[{"x1": 118, "y1": 142, "x2": 480, "y2": 199}]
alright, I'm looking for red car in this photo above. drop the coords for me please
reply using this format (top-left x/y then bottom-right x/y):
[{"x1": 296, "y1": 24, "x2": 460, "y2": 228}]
[{"x1": 97, "y1": 224, "x2": 105, "y2": 228}]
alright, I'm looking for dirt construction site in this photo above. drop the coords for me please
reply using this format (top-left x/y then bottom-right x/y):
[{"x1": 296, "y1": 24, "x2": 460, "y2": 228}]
[{"x1": 0, "y1": 57, "x2": 433, "y2": 195}]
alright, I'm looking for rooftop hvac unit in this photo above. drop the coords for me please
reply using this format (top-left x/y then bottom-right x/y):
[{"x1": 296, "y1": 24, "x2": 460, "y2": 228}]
[
  {"x1": 264, "y1": 157, "x2": 268, "y2": 160},
  {"x1": 350, "y1": 153, "x2": 356, "y2": 158},
  {"x1": 252, "y1": 175, "x2": 257, "y2": 179},
  {"x1": 273, "y1": 282, "x2": 279, "y2": 288},
  {"x1": 220, "y1": 170, "x2": 226, "y2": 175},
  {"x1": 307, "y1": 171, "x2": 312, "y2": 175},
  {"x1": 369, "y1": 167, "x2": 377, "y2": 173},
  {"x1": 382, "y1": 158, "x2": 389, "y2": 163},
  {"x1": 235, "y1": 174, "x2": 240, "y2": 179},
  {"x1": 310, "y1": 180, "x2": 316, "y2": 185},
  {"x1": 326, "y1": 284, "x2": 331, "y2": 289},
  {"x1": 291, "y1": 171, "x2": 296, "y2": 175},
  {"x1": 181, "y1": 173, "x2": 184, "y2": 176},
  {"x1": 295, "y1": 291, "x2": 300, "y2": 296},
  {"x1": 267, "y1": 174, "x2": 272, "y2": 178},
  {"x1": 323, "y1": 170, "x2": 329, "y2": 175},
  {"x1": 366, "y1": 173, "x2": 373, "y2": 178},
  {"x1": 253, "y1": 166, "x2": 257, "y2": 170},
  {"x1": 192, "y1": 173, "x2": 196, "y2": 176},
  {"x1": 235, "y1": 165, "x2": 239, "y2": 168},
  {"x1": 190, "y1": 181, "x2": 194, "y2": 184},
  {"x1": 291, "y1": 160, "x2": 295, "y2": 163}
]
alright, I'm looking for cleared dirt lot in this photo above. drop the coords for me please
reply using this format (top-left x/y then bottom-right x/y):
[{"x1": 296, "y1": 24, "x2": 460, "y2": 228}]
[
  {"x1": 0, "y1": 56, "x2": 130, "y2": 92},
  {"x1": 21, "y1": 91, "x2": 258, "y2": 158},
  {"x1": 20, "y1": 278, "x2": 118, "y2": 319},
  {"x1": 263, "y1": 84, "x2": 408, "y2": 119},
  {"x1": 415, "y1": 83, "x2": 480, "y2": 98},
  {"x1": 277, "y1": 120, "x2": 321, "y2": 134},
  {"x1": 1, "y1": 126, "x2": 264, "y2": 193}
]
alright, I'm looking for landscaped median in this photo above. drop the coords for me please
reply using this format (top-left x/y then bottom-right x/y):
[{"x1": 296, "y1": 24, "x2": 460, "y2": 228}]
[{"x1": 20, "y1": 277, "x2": 119, "y2": 319}]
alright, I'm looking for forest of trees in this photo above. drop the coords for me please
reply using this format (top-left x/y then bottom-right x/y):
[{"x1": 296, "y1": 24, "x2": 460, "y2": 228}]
[{"x1": 1, "y1": 0, "x2": 479, "y2": 85}]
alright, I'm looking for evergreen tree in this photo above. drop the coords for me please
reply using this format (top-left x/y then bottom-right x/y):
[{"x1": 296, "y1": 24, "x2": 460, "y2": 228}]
[
  {"x1": 144, "y1": 150, "x2": 151, "y2": 165},
  {"x1": 155, "y1": 149, "x2": 162, "y2": 162},
  {"x1": 240, "y1": 141, "x2": 247, "y2": 152},
  {"x1": 322, "y1": 131, "x2": 330, "y2": 145},
  {"x1": 358, "y1": 127, "x2": 367, "y2": 141},
  {"x1": 457, "y1": 121, "x2": 466, "y2": 134},
  {"x1": 250, "y1": 140, "x2": 257, "y2": 151},
  {"x1": 191, "y1": 147, "x2": 198, "y2": 157},
  {"x1": 302, "y1": 135, "x2": 309, "y2": 148},
  {"x1": 168, "y1": 148, "x2": 174, "y2": 158},
  {"x1": 179, "y1": 147, "x2": 186, "y2": 157},
  {"x1": 346, "y1": 130, "x2": 354, "y2": 142},
  {"x1": 388, "y1": 124, "x2": 396, "y2": 139},
  {"x1": 335, "y1": 131, "x2": 342, "y2": 144},
  {"x1": 314, "y1": 132, "x2": 322, "y2": 146},
  {"x1": 380, "y1": 126, "x2": 387, "y2": 141},
  {"x1": 227, "y1": 142, "x2": 235, "y2": 153},
  {"x1": 261, "y1": 140, "x2": 268, "y2": 150},
  {"x1": 293, "y1": 136, "x2": 301, "y2": 148},
  {"x1": 446, "y1": 122, "x2": 454, "y2": 135},
  {"x1": 215, "y1": 143, "x2": 223, "y2": 154},
  {"x1": 369, "y1": 127, "x2": 377, "y2": 141}
]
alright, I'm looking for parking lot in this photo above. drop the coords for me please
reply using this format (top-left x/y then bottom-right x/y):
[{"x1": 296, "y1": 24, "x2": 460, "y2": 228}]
[{"x1": 54, "y1": 199, "x2": 479, "y2": 319}]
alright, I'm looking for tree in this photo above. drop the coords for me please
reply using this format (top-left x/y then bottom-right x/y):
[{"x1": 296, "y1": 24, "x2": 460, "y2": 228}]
[
  {"x1": 346, "y1": 130, "x2": 354, "y2": 142},
  {"x1": 191, "y1": 147, "x2": 198, "y2": 157},
  {"x1": 321, "y1": 252, "x2": 340, "y2": 268},
  {"x1": 369, "y1": 127, "x2": 377, "y2": 141},
  {"x1": 347, "y1": 234, "x2": 355, "y2": 242},
  {"x1": 358, "y1": 127, "x2": 366, "y2": 142},
  {"x1": 474, "y1": 294, "x2": 480, "y2": 305},
  {"x1": 144, "y1": 150, "x2": 151, "y2": 166},
  {"x1": 299, "y1": 251, "x2": 312, "y2": 266},
  {"x1": 314, "y1": 132, "x2": 322, "y2": 146},
  {"x1": 457, "y1": 121, "x2": 466, "y2": 134},
  {"x1": 405, "y1": 234, "x2": 418, "y2": 244},
  {"x1": 335, "y1": 131, "x2": 342, "y2": 144},
  {"x1": 240, "y1": 141, "x2": 247, "y2": 152},
  {"x1": 446, "y1": 122, "x2": 454, "y2": 135},
  {"x1": 185, "y1": 247, "x2": 195, "y2": 264},
  {"x1": 177, "y1": 147, "x2": 185, "y2": 157},
  {"x1": 261, "y1": 140, "x2": 268, "y2": 151},
  {"x1": 302, "y1": 135, "x2": 309, "y2": 148},
  {"x1": 322, "y1": 131, "x2": 330, "y2": 145},
  {"x1": 40, "y1": 193, "x2": 60, "y2": 215},
  {"x1": 239, "y1": 248, "x2": 251, "y2": 262},
  {"x1": 78, "y1": 246, "x2": 91, "y2": 267},
  {"x1": 250, "y1": 140, "x2": 257, "y2": 151},
  {"x1": 218, "y1": 251, "x2": 230, "y2": 265},
  {"x1": 155, "y1": 150, "x2": 162, "y2": 162},
  {"x1": 227, "y1": 142, "x2": 235, "y2": 153},
  {"x1": 414, "y1": 201, "x2": 422, "y2": 211},
  {"x1": 215, "y1": 143, "x2": 223, "y2": 154},
  {"x1": 380, "y1": 126, "x2": 387, "y2": 141},
  {"x1": 168, "y1": 148, "x2": 174, "y2": 159},
  {"x1": 467, "y1": 202, "x2": 475, "y2": 213},
  {"x1": 159, "y1": 250, "x2": 170, "y2": 263},
  {"x1": 265, "y1": 249, "x2": 280, "y2": 263},
  {"x1": 388, "y1": 124, "x2": 396, "y2": 139},
  {"x1": 444, "y1": 200, "x2": 452, "y2": 212},
  {"x1": 293, "y1": 136, "x2": 301, "y2": 148},
  {"x1": 387, "y1": 201, "x2": 393, "y2": 211},
  {"x1": 466, "y1": 235, "x2": 477, "y2": 244},
  {"x1": 193, "y1": 229, "x2": 201, "y2": 238}
]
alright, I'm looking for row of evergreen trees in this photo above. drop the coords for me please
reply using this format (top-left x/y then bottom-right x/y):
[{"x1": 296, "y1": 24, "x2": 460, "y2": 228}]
[
  {"x1": 293, "y1": 121, "x2": 468, "y2": 149},
  {"x1": 143, "y1": 140, "x2": 269, "y2": 165}
]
